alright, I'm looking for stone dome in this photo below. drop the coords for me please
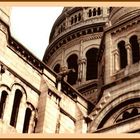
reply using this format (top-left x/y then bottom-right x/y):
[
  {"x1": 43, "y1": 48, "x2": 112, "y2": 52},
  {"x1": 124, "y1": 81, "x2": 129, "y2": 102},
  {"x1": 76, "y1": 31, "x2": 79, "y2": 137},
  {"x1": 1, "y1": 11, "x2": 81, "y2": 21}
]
[
  {"x1": 43, "y1": 7, "x2": 109, "y2": 102},
  {"x1": 109, "y1": 7, "x2": 140, "y2": 26},
  {"x1": 44, "y1": 7, "x2": 109, "y2": 63}
]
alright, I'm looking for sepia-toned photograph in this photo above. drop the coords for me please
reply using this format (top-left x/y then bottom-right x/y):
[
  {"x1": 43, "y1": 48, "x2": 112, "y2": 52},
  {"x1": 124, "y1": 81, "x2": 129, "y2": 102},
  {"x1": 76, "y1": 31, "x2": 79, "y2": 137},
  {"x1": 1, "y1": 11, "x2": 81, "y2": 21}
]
[{"x1": 0, "y1": 6, "x2": 140, "y2": 134}]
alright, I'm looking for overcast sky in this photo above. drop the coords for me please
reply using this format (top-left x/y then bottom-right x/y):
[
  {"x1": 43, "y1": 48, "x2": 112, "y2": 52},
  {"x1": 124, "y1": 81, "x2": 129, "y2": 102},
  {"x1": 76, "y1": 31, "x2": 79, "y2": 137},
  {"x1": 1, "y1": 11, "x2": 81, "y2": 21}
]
[{"x1": 10, "y1": 7, "x2": 63, "y2": 60}]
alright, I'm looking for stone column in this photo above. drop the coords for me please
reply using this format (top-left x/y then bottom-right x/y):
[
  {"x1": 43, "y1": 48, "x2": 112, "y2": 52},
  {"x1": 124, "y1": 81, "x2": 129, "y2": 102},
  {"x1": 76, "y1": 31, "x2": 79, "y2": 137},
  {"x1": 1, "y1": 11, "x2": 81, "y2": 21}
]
[
  {"x1": 77, "y1": 59, "x2": 82, "y2": 84},
  {"x1": 60, "y1": 47, "x2": 68, "y2": 81},
  {"x1": 57, "y1": 81, "x2": 61, "y2": 92},
  {"x1": 65, "y1": 13, "x2": 69, "y2": 28},
  {"x1": 82, "y1": 7, "x2": 86, "y2": 21},
  {"x1": 125, "y1": 43, "x2": 132, "y2": 65},
  {"x1": 113, "y1": 50, "x2": 120, "y2": 72},
  {"x1": 81, "y1": 58, "x2": 87, "y2": 82},
  {"x1": 78, "y1": 58, "x2": 87, "y2": 83},
  {"x1": 16, "y1": 100, "x2": 26, "y2": 133}
]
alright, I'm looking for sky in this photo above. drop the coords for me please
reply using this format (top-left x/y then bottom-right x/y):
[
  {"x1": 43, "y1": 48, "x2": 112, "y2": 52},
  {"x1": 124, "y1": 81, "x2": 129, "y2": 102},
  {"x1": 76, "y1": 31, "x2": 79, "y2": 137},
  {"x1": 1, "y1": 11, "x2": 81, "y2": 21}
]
[{"x1": 10, "y1": 7, "x2": 63, "y2": 60}]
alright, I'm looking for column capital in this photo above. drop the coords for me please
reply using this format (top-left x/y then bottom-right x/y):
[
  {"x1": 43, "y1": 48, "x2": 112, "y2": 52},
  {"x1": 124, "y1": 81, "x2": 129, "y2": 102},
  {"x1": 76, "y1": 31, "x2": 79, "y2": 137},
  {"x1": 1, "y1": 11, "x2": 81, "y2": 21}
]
[
  {"x1": 112, "y1": 49, "x2": 119, "y2": 55},
  {"x1": 78, "y1": 58, "x2": 87, "y2": 64},
  {"x1": 60, "y1": 66, "x2": 68, "y2": 71},
  {"x1": 125, "y1": 43, "x2": 132, "y2": 50},
  {"x1": 125, "y1": 43, "x2": 132, "y2": 65}
]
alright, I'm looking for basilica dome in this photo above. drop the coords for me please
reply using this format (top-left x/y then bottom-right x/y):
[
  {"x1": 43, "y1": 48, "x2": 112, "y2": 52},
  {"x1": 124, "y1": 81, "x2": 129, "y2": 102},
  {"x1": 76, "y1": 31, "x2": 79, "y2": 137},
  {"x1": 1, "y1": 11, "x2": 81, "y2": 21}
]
[
  {"x1": 109, "y1": 7, "x2": 140, "y2": 26},
  {"x1": 43, "y1": 7, "x2": 109, "y2": 101}
]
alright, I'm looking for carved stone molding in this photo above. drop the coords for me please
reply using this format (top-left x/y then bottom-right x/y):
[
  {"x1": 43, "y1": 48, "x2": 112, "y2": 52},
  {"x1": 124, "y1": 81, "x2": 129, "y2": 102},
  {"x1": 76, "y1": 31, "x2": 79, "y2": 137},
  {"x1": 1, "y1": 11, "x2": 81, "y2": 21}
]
[{"x1": 0, "y1": 21, "x2": 8, "y2": 35}]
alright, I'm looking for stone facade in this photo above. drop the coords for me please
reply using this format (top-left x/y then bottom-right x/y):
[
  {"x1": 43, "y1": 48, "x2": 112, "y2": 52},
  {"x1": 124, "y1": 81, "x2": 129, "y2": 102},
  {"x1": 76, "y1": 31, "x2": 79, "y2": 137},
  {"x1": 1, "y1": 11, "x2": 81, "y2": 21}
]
[
  {"x1": 0, "y1": 7, "x2": 140, "y2": 134},
  {"x1": 0, "y1": 7, "x2": 89, "y2": 134}
]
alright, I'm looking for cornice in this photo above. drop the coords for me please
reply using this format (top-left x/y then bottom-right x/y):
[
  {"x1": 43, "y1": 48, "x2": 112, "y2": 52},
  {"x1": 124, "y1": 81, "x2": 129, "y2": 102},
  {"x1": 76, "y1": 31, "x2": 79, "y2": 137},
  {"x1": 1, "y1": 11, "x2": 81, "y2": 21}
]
[
  {"x1": 43, "y1": 22, "x2": 105, "y2": 63},
  {"x1": 50, "y1": 16, "x2": 108, "y2": 45},
  {"x1": 105, "y1": 13, "x2": 140, "y2": 35}
]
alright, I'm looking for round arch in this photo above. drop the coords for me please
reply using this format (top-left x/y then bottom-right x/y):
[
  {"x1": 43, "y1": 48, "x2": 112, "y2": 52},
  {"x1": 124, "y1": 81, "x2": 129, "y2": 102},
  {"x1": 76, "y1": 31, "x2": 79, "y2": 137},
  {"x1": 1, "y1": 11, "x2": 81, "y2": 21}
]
[
  {"x1": 83, "y1": 44, "x2": 99, "y2": 58},
  {"x1": 11, "y1": 83, "x2": 27, "y2": 101},
  {"x1": 89, "y1": 90, "x2": 140, "y2": 132},
  {"x1": 67, "y1": 54, "x2": 78, "y2": 85},
  {"x1": 0, "y1": 84, "x2": 11, "y2": 94},
  {"x1": 65, "y1": 50, "x2": 79, "y2": 61}
]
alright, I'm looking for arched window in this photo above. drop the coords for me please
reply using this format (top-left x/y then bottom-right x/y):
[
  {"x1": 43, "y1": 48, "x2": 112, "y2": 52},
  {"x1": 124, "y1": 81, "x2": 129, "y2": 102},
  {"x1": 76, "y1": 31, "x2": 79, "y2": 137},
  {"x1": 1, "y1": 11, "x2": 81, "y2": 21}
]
[
  {"x1": 74, "y1": 15, "x2": 77, "y2": 23},
  {"x1": 97, "y1": 7, "x2": 101, "y2": 15},
  {"x1": 53, "y1": 64, "x2": 60, "y2": 73},
  {"x1": 71, "y1": 17, "x2": 73, "y2": 25},
  {"x1": 86, "y1": 48, "x2": 98, "y2": 80},
  {"x1": 118, "y1": 41, "x2": 127, "y2": 69},
  {"x1": 78, "y1": 13, "x2": 81, "y2": 21},
  {"x1": 97, "y1": 98, "x2": 140, "y2": 130},
  {"x1": 23, "y1": 108, "x2": 32, "y2": 133},
  {"x1": 67, "y1": 54, "x2": 78, "y2": 85},
  {"x1": 10, "y1": 89, "x2": 22, "y2": 127},
  {"x1": 0, "y1": 91, "x2": 8, "y2": 119},
  {"x1": 88, "y1": 9, "x2": 92, "y2": 17},
  {"x1": 93, "y1": 8, "x2": 96, "y2": 16},
  {"x1": 117, "y1": 108, "x2": 139, "y2": 123},
  {"x1": 129, "y1": 35, "x2": 140, "y2": 64}
]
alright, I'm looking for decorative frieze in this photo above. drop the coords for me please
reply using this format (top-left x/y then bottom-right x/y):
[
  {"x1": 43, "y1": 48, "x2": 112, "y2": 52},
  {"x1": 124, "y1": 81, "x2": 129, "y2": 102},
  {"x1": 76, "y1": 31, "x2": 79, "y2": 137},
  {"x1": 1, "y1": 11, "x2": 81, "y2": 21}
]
[{"x1": 111, "y1": 17, "x2": 140, "y2": 36}]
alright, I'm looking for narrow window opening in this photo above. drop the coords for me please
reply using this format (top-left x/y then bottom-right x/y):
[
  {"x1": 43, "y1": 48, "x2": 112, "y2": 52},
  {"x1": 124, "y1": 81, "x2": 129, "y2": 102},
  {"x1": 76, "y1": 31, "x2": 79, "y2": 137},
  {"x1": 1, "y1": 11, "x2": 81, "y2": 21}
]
[
  {"x1": 10, "y1": 90, "x2": 22, "y2": 127},
  {"x1": 74, "y1": 15, "x2": 77, "y2": 23},
  {"x1": 118, "y1": 41, "x2": 127, "y2": 69},
  {"x1": 78, "y1": 13, "x2": 81, "y2": 21},
  {"x1": 86, "y1": 48, "x2": 98, "y2": 80},
  {"x1": 0, "y1": 91, "x2": 8, "y2": 119},
  {"x1": 23, "y1": 108, "x2": 32, "y2": 133},
  {"x1": 88, "y1": 9, "x2": 92, "y2": 17},
  {"x1": 129, "y1": 35, "x2": 140, "y2": 64},
  {"x1": 93, "y1": 8, "x2": 96, "y2": 16},
  {"x1": 67, "y1": 54, "x2": 78, "y2": 85},
  {"x1": 97, "y1": 7, "x2": 101, "y2": 15}
]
